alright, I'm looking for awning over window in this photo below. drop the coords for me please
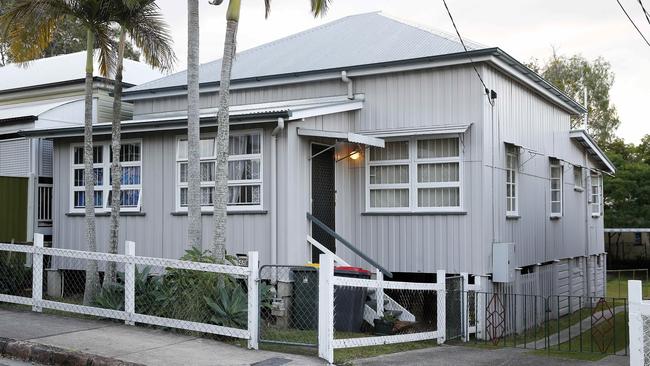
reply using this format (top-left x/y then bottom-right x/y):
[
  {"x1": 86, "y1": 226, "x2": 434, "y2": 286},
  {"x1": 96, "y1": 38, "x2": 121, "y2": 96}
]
[
  {"x1": 296, "y1": 128, "x2": 385, "y2": 148},
  {"x1": 356, "y1": 123, "x2": 471, "y2": 138},
  {"x1": 569, "y1": 130, "x2": 615, "y2": 174}
]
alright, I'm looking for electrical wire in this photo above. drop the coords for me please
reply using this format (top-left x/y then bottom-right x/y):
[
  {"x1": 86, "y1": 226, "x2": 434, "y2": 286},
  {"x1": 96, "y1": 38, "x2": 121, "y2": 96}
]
[
  {"x1": 441, "y1": 0, "x2": 494, "y2": 106},
  {"x1": 616, "y1": 0, "x2": 650, "y2": 47},
  {"x1": 638, "y1": 0, "x2": 650, "y2": 26}
]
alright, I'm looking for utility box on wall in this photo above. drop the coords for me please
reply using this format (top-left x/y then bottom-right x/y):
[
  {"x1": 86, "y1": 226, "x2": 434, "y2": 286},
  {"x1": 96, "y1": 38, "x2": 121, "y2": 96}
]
[{"x1": 492, "y1": 242, "x2": 515, "y2": 283}]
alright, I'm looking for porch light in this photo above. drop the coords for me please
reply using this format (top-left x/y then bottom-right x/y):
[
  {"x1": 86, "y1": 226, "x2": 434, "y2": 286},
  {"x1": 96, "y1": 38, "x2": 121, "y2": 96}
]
[{"x1": 349, "y1": 150, "x2": 361, "y2": 160}]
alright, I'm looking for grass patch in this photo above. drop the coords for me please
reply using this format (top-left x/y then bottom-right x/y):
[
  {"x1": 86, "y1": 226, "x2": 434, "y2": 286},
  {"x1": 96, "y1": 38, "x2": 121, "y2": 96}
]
[
  {"x1": 606, "y1": 277, "x2": 650, "y2": 299},
  {"x1": 333, "y1": 340, "x2": 438, "y2": 365}
]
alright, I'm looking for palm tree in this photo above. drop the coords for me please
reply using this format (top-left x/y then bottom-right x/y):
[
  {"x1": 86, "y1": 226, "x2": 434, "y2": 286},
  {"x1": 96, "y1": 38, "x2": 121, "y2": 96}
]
[
  {"x1": 208, "y1": 0, "x2": 331, "y2": 263},
  {"x1": 1, "y1": 0, "x2": 116, "y2": 305},
  {"x1": 104, "y1": 0, "x2": 175, "y2": 287}
]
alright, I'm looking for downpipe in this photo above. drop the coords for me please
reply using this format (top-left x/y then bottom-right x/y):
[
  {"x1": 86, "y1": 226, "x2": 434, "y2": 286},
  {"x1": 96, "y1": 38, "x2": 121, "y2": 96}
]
[
  {"x1": 341, "y1": 71, "x2": 354, "y2": 100},
  {"x1": 270, "y1": 118, "x2": 284, "y2": 276}
]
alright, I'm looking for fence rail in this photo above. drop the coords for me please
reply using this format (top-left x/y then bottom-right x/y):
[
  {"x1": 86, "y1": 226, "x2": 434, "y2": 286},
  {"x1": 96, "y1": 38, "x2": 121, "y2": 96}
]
[{"x1": 0, "y1": 234, "x2": 259, "y2": 349}]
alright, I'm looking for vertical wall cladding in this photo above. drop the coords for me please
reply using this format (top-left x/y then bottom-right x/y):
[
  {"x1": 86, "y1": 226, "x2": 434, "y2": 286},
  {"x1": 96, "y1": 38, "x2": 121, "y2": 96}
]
[
  {"x1": 481, "y1": 65, "x2": 604, "y2": 270},
  {"x1": 52, "y1": 128, "x2": 272, "y2": 264}
]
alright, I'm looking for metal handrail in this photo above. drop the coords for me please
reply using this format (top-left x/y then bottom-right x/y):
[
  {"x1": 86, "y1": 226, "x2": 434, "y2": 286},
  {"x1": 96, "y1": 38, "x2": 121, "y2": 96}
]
[{"x1": 306, "y1": 212, "x2": 393, "y2": 278}]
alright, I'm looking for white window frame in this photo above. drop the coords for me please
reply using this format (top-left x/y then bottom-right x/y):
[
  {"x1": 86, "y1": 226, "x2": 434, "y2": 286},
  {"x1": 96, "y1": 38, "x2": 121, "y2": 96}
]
[
  {"x1": 574, "y1": 166, "x2": 584, "y2": 191},
  {"x1": 365, "y1": 134, "x2": 463, "y2": 213},
  {"x1": 505, "y1": 144, "x2": 519, "y2": 217},
  {"x1": 549, "y1": 159, "x2": 563, "y2": 218},
  {"x1": 69, "y1": 139, "x2": 143, "y2": 213},
  {"x1": 591, "y1": 172, "x2": 602, "y2": 217},
  {"x1": 175, "y1": 129, "x2": 263, "y2": 212}
]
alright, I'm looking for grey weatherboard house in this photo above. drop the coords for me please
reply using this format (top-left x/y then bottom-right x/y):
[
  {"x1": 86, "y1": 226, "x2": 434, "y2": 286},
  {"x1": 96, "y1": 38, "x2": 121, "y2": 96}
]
[{"x1": 23, "y1": 13, "x2": 615, "y2": 299}]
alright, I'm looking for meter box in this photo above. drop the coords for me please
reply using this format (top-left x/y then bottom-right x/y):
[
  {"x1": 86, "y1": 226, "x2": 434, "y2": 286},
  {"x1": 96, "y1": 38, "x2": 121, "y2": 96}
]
[{"x1": 492, "y1": 242, "x2": 515, "y2": 283}]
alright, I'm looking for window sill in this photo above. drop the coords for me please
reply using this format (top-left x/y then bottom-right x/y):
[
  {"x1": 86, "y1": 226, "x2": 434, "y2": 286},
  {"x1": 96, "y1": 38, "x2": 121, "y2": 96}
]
[
  {"x1": 66, "y1": 211, "x2": 145, "y2": 217},
  {"x1": 592, "y1": 214, "x2": 601, "y2": 218},
  {"x1": 506, "y1": 214, "x2": 521, "y2": 220},
  {"x1": 171, "y1": 210, "x2": 268, "y2": 216},
  {"x1": 550, "y1": 215, "x2": 562, "y2": 220},
  {"x1": 362, "y1": 211, "x2": 467, "y2": 216},
  {"x1": 574, "y1": 187, "x2": 584, "y2": 192}
]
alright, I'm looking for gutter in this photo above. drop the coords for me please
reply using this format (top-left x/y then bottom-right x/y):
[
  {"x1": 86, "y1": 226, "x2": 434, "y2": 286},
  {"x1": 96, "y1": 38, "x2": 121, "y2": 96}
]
[{"x1": 270, "y1": 118, "x2": 285, "y2": 272}]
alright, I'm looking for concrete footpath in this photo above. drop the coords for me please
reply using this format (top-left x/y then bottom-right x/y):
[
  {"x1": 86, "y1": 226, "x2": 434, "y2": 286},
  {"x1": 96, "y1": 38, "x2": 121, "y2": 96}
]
[{"x1": 0, "y1": 308, "x2": 323, "y2": 366}]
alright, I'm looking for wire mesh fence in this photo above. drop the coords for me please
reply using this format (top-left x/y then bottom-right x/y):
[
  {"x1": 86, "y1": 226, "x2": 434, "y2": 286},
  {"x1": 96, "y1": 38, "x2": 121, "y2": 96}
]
[
  {"x1": 258, "y1": 265, "x2": 319, "y2": 348},
  {"x1": 607, "y1": 269, "x2": 650, "y2": 299},
  {"x1": 0, "y1": 238, "x2": 258, "y2": 344},
  {"x1": 468, "y1": 291, "x2": 629, "y2": 356}
]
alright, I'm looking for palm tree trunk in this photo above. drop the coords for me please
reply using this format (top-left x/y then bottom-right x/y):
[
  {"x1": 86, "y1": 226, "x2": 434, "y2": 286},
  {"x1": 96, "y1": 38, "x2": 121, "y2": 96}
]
[
  {"x1": 187, "y1": 0, "x2": 202, "y2": 249},
  {"x1": 212, "y1": 0, "x2": 240, "y2": 264},
  {"x1": 105, "y1": 28, "x2": 126, "y2": 288},
  {"x1": 83, "y1": 29, "x2": 100, "y2": 305}
]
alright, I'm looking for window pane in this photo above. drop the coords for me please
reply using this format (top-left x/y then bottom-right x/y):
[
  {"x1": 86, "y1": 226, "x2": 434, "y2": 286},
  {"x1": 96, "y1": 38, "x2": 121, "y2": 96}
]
[
  {"x1": 228, "y1": 185, "x2": 260, "y2": 205},
  {"x1": 177, "y1": 140, "x2": 188, "y2": 160},
  {"x1": 201, "y1": 187, "x2": 214, "y2": 205},
  {"x1": 108, "y1": 189, "x2": 140, "y2": 207},
  {"x1": 417, "y1": 163, "x2": 459, "y2": 183},
  {"x1": 370, "y1": 141, "x2": 409, "y2": 161},
  {"x1": 574, "y1": 167, "x2": 583, "y2": 188},
  {"x1": 120, "y1": 143, "x2": 141, "y2": 162},
  {"x1": 74, "y1": 146, "x2": 102, "y2": 164},
  {"x1": 179, "y1": 163, "x2": 187, "y2": 183},
  {"x1": 180, "y1": 187, "x2": 188, "y2": 206},
  {"x1": 551, "y1": 178, "x2": 560, "y2": 190},
  {"x1": 417, "y1": 138, "x2": 459, "y2": 159},
  {"x1": 200, "y1": 139, "x2": 215, "y2": 158},
  {"x1": 551, "y1": 190, "x2": 561, "y2": 202},
  {"x1": 230, "y1": 133, "x2": 261, "y2": 155},
  {"x1": 229, "y1": 159, "x2": 260, "y2": 180},
  {"x1": 121, "y1": 166, "x2": 141, "y2": 185},
  {"x1": 369, "y1": 189, "x2": 409, "y2": 208},
  {"x1": 201, "y1": 162, "x2": 215, "y2": 182},
  {"x1": 418, "y1": 187, "x2": 460, "y2": 207},
  {"x1": 74, "y1": 191, "x2": 102, "y2": 208},
  {"x1": 369, "y1": 165, "x2": 409, "y2": 184},
  {"x1": 551, "y1": 202, "x2": 561, "y2": 214},
  {"x1": 74, "y1": 168, "x2": 103, "y2": 186}
]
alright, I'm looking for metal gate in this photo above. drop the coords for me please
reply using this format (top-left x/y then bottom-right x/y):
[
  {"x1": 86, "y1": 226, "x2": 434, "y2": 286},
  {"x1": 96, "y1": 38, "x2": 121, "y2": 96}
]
[
  {"x1": 446, "y1": 275, "x2": 465, "y2": 340},
  {"x1": 258, "y1": 265, "x2": 319, "y2": 348}
]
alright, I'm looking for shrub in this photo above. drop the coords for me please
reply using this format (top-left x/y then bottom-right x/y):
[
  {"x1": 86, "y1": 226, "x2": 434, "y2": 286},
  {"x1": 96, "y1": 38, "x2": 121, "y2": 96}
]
[{"x1": 0, "y1": 251, "x2": 30, "y2": 296}]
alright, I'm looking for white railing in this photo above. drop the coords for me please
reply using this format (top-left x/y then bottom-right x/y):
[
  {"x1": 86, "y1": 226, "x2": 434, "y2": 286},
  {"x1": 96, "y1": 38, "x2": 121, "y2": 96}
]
[
  {"x1": 37, "y1": 184, "x2": 53, "y2": 226},
  {"x1": 0, "y1": 234, "x2": 260, "y2": 350},
  {"x1": 629, "y1": 280, "x2": 650, "y2": 365},
  {"x1": 317, "y1": 253, "x2": 446, "y2": 364}
]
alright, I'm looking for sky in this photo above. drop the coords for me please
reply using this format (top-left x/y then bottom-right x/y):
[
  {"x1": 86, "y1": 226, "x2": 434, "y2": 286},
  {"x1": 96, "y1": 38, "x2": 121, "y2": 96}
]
[{"x1": 156, "y1": 0, "x2": 650, "y2": 143}]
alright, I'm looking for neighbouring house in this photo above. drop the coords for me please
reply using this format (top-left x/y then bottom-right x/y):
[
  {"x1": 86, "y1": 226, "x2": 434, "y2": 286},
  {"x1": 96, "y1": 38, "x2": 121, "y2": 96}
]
[
  {"x1": 605, "y1": 228, "x2": 650, "y2": 265},
  {"x1": 20, "y1": 13, "x2": 615, "y2": 300},
  {"x1": 0, "y1": 51, "x2": 162, "y2": 244}
]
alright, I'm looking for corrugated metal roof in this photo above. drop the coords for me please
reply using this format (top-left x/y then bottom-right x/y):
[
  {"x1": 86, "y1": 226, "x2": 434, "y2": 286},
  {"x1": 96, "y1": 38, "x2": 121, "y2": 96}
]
[
  {"x1": 0, "y1": 98, "x2": 79, "y2": 121},
  {"x1": 126, "y1": 12, "x2": 486, "y2": 93},
  {"x1": 569, "y1": 129, "x2": 616, "y2": 174},
  {"x1": 0, "y1": 51, "x2": 164, "y2": 93}
]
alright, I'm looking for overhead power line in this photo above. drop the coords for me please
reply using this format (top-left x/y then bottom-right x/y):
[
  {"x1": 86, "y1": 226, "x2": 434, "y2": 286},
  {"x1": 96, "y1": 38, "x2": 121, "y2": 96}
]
[
  {"x1": 441, "y1": 0, "x2": 494, "y2": 106},
  {"x1": 616, "y1": 0, "x2": 650, "y2": 48},
  {"x1": 638, "y1": 0, "x2": 650, "y2": 26}
]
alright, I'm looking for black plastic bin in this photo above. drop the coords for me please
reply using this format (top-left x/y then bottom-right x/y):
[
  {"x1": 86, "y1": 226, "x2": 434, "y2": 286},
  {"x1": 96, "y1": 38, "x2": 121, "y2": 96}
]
[
  {"x1": 333, "y1": 266, "x2": 371, "y2": 332},
  {"x1": 290, "y1": 267, "x2": 319, "y2": 330}
]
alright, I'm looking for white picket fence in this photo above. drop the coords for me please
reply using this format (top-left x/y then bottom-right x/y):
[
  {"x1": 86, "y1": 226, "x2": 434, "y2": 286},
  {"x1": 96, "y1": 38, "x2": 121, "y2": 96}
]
[
  {"x1": 629, "y1": 280, "x2": 650, "y2": 365},
  {"x1": 0, "y1": 234, "x2": 260, "y2": 350}
]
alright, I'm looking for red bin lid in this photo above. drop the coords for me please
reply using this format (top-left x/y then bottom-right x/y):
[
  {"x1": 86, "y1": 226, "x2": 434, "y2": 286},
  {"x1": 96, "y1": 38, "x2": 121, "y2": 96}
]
[{"x1": 335, "y1": 266, "x2": 370, "y2": 275}]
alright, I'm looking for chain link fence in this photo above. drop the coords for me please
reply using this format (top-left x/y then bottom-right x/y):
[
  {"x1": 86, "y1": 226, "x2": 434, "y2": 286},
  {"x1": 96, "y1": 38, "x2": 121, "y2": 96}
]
[
  {"x1": 258, "y1": 265, "x2": 319, "y2": 348},
  {"x1": 0, "y1": 236, "x2": 259, "y2": 345}
]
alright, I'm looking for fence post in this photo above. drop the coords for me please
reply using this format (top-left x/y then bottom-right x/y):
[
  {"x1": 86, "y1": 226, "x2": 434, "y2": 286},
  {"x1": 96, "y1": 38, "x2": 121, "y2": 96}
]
[
  {"x1": 629, "y1": 280, "x2": 643, "y2": 366},
  {"x1": 247, "y1": 251, "x2": 259, "y2": 350},
  {"x1": 32, "y1": 233, "x2": 43, "y2": 312},
  {"x1": 475, "y1": 276, "x2": 485, "y2": 340},
  {"x1": 124, "y1": 241, "x2": 135, "y2": 326},
  {"x1": 436, "y1": 269, "x2": 446, "y2": 344},
  {"x1": 318, "y1": 253, "x2": 334, "y2": 364},
  {"x1": 376, "y1": 268, "x2": 384, "y2": 319},
  {"x1": 461, "y1": 272, "x2": 469, "y2": 342}
]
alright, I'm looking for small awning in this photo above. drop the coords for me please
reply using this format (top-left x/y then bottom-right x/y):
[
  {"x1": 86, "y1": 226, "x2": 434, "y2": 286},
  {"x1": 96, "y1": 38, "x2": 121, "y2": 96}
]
[
  {"x1": 569, "y1": 130, "x2": 615, "y2": 174},
  {"x1": 356, "y1": 123, "x2": 472, "y2": 137},
  {"x1": 297, "y1": 128, "x2": 385, "y2": 148},
  {"x1": 0, "y1": 98, "x2": 79, "y2": 123}
]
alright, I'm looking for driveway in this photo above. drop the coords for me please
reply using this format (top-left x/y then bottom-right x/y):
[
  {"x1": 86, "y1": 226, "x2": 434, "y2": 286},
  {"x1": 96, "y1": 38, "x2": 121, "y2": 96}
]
[{"x1": 351, "y1": 345, "x2": 629, "y2": 366}]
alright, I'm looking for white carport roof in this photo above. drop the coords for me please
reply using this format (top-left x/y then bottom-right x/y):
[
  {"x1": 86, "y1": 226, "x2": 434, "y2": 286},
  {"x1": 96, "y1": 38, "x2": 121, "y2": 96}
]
[
  {"x1": 0, "y1": 98, "x2": 79, "y2": 122},
  {"x1": 19, "y1": 96, "x2": 364, "y2": 138}
]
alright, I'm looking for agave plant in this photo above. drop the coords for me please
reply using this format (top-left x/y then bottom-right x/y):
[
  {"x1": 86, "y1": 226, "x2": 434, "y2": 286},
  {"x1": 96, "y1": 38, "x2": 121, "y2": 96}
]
[{"x1": 204, "y1": 283, "x2": 248, "y2": 329}]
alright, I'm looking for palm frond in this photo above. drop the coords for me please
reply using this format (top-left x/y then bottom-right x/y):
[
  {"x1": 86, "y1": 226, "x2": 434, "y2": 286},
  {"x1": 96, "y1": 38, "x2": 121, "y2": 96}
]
[
  {"x1": 94, "y1": 22, "x2": 116, "y2": 76},
  {"x1": 310, "y1": 0, "x2": 331, "y2": 17},
  {"x1": 264, "y1": 0, "x2": 271, "y2": 18}
]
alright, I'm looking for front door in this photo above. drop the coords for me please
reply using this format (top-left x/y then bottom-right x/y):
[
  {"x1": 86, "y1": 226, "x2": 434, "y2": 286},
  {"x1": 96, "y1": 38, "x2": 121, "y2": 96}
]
[{"x1": 311, "y1": 144, "x2": 336, "y2": 263}]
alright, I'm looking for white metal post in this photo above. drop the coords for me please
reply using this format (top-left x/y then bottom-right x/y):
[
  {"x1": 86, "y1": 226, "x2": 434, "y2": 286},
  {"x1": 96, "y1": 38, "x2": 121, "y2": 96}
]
[
  {"x1": 318, "y1": 253, "x2": 334, "y2": 364},
  {"x1": 629, "y1": 280, "x2": 643, "y2": 366},
  {"x1": 124, "y1": 241, "x2": 135, "y2": 326},
  {"x1": 376, "y1": 268, "x2": 384, "y2": 319},
  {"x1": 247, "y1": 251, "x2": 260, "y2": 350},
  {"x1": 436, "y1": 269, "x2": 446, "y2": 344},
  {"x1": 461, "y1": 272, "x2": 469, "y2": 342},
  {"x1": 32, "y1": 233, "x2": 43, "y2": 312}
]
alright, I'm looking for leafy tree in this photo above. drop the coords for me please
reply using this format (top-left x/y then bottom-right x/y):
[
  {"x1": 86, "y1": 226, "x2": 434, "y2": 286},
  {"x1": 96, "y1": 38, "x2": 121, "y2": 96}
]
[
  {"x1": 527, "y1": 53, "x2": 620, "y2": 145},
  {"x1": 1, "y1": 0, "x2": 118, "y2": 305},
  {"x1": 0, "y1": 0, "x2": 140, "y2": 66},
  {"x1": 603, "y1": 137, "x2": 650, "y2": 229},
  {"x1": 206, "y1": 0, "x2": 332, "y2": 263}
]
